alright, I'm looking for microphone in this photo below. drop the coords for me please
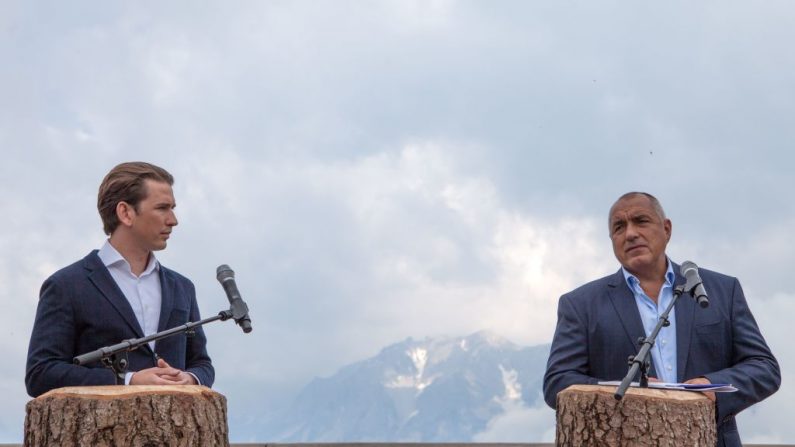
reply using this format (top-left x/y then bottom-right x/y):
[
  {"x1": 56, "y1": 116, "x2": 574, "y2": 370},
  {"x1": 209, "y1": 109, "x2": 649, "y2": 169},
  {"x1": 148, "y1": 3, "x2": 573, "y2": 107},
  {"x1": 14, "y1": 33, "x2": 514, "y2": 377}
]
[
  {"x1": 216, "y1": 265, "x2": 253, "y2": 333},
  {"x1": 680, "y1": 261, "x2": 709, "y2": 308}
]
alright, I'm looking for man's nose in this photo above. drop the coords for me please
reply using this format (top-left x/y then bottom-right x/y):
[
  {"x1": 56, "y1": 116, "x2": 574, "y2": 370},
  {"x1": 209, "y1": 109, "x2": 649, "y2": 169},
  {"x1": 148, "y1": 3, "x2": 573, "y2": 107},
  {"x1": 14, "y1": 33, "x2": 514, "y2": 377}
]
[
  {"x1": 625, "y1": 223, "x2": 639, "y2": 239},
  {"x1": 167, "y1": 211, "x2": 178, "y2": 226}
]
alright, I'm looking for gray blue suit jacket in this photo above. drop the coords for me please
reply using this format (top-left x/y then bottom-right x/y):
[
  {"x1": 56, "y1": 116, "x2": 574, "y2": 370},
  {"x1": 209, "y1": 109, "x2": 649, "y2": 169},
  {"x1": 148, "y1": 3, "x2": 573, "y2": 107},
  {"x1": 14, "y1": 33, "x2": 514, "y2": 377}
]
[
  {"x1": 26, "y1": 251, "x2": 214, "y2": 397},
  {"x1": 543, "y1": 263, "x2": 779, "y2": 447}
]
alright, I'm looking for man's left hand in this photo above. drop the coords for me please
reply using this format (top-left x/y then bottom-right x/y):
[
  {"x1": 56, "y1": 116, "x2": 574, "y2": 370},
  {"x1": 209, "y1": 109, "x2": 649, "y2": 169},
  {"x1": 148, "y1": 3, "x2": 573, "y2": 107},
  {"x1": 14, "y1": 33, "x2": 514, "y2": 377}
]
[
  {"x1": 684, "y1": 377, "x2": 715, "y2": 403},
  {"x1": 155, "y1": 358, "x2": 197, "y2": 385}
]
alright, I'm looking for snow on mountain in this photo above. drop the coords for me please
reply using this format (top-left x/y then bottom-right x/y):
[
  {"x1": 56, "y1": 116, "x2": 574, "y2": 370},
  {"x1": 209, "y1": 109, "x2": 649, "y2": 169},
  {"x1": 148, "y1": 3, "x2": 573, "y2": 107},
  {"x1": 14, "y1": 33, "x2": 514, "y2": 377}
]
[{"x1": 261, "y1": 331, "x2": 550, "y2": 442}]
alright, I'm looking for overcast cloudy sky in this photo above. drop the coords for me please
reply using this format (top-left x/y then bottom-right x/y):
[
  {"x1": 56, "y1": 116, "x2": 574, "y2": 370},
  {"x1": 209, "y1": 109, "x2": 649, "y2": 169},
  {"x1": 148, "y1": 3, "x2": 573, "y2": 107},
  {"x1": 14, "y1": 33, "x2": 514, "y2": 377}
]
[{"x1": 2, "y1": 1, "x2": 794, "y2": 443}]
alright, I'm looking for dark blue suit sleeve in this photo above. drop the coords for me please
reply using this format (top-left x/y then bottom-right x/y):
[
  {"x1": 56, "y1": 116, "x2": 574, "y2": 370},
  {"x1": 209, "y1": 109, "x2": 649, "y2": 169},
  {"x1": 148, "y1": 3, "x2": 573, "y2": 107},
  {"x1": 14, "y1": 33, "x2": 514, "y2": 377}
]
[
  {"x1": 543, "y1": 293, "x2": 599, "y2": 408},
  {"x1": 183, "y1": 281, "x2": 214, "y2": 386},
  {"x1": 25, "y1": 276, "x2": 116, "y2": 397},
  {"x1": 702, "y1": 278, "x2": 780, "y2": 425}
]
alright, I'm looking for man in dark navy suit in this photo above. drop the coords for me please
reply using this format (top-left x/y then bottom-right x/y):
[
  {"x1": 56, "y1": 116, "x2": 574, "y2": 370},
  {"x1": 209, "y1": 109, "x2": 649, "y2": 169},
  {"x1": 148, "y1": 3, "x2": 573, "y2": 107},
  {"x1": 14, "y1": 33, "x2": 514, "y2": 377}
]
[
  {"x1": 543, "y1": 192, "x2": 779, "y2": 447},
  {"x1": 26, "y1": 162, "x2": 214, "y2": 397}
]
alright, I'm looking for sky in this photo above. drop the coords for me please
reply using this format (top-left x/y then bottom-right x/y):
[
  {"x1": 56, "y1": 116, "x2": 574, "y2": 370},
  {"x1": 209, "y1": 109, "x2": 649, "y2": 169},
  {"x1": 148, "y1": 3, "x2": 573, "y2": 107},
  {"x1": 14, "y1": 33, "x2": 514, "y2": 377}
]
[{"x1": 1, "y1": 0, "x2": 794, "y2": 443}]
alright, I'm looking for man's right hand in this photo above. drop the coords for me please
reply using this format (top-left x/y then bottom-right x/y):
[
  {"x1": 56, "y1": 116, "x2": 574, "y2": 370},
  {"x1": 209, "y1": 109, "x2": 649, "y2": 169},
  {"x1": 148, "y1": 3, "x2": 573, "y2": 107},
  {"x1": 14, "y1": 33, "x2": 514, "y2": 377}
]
[{"x1": 129, "y1": 358, "x2": 193, "y2": 385}]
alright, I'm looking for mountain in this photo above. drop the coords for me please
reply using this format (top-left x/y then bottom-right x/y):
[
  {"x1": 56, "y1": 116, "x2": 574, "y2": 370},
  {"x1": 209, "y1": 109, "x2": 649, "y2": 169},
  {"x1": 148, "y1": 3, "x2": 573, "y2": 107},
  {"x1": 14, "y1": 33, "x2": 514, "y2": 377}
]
[{"x1": 262, "y1": 331, "x2": 551, "y2": 441}]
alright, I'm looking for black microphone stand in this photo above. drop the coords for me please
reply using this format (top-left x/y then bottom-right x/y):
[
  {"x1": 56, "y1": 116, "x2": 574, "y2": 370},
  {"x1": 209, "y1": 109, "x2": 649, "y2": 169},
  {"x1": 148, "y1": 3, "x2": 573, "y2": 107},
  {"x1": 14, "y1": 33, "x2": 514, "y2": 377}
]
[
  {"x1": 614, "y1": 284, "x2": 686, "y2": 400},
  {"x1": 73, "y1": 309, "x2": 237, "y2": 384}
]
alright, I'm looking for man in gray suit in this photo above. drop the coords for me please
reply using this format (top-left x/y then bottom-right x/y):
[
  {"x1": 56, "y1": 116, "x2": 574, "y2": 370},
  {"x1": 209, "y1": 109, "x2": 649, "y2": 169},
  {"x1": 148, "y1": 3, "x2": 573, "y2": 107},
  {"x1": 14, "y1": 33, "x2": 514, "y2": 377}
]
[
  {"x1": 543, "y1": 192, "x2": 779, "y2": 446},
  {"x1": 26, "y1": 162, "x2": 213, "y2": 397}
]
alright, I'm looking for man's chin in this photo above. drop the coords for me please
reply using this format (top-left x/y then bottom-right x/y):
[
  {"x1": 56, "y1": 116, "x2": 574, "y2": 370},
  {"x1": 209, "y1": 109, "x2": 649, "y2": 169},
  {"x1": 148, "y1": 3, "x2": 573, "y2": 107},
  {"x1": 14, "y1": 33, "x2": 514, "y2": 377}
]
[{"x1": 623, "y1": 257, "x2": 661, "y2": 275}]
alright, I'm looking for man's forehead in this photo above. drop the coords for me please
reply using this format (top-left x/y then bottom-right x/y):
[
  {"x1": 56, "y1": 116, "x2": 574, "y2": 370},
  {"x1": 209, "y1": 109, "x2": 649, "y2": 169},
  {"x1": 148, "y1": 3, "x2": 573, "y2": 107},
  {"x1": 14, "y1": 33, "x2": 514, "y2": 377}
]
[
  {"x1": 609, "y1": 198, "x2": 656, "y2": 220},
  {"x1": 610, "y1": 207, "x2": 654, "y2": 220},
  {"x1": 142, "y1": 179, "x2": 175, "y2": 201}
]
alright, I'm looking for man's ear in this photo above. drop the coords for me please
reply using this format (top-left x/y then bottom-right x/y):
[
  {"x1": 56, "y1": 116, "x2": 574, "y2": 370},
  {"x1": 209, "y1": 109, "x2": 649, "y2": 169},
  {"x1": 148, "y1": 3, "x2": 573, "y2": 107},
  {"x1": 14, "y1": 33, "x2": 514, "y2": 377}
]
[
  {"x1": 116, "y1": 201, "x2": 136, "y2": 227},
  {"x1": 664, "y1": 218, "x2": 672, "y2": 242}
]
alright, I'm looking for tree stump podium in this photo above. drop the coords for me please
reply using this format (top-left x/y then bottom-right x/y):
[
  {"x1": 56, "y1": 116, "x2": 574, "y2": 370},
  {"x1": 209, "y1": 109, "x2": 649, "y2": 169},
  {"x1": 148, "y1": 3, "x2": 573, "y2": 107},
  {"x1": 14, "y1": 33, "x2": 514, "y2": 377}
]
[
  {"x1": 556, "y1": 384, "x2": 716, "y2": 446},
  {"x1": 24, "y1": 385, "x2": 229, "y2": 447}
]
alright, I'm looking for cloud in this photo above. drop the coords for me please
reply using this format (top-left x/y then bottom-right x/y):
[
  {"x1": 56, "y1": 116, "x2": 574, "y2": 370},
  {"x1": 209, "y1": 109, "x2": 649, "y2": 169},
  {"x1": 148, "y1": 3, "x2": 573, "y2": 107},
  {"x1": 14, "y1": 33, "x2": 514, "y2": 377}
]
[
  {"x1": 2, "y1": 1, "x2": 795, "y2": 443},
  {"x1": 473, "y1": 399, "x2": 555, "y2": 443},
  {"x1": 664, "y1": 216, "x2": 795, "y2": 306},
  {"x1": 173, "y1": 141, "x2": 615, "y2": 384}
]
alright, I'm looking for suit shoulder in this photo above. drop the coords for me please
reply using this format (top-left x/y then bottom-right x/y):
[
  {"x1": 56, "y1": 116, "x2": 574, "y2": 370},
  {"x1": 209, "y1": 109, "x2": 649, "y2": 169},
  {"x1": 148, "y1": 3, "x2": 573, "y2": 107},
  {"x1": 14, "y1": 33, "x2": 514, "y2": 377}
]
[
  {"x1": 159, "y1": 264, "x2": 194, "y2": 286},
  {"x1": 696, "y1": 266, "x2": 738, "y2": 284},
  {"x1": 46, "y1": 251, "x2": 99, "y2": 283}
]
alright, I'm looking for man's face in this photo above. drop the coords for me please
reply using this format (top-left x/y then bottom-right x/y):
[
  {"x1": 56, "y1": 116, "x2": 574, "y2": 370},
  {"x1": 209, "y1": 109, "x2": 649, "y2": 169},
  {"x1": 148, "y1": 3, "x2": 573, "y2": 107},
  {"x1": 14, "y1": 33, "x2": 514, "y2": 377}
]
[
  {"x1": 129, "y1": 179, "x2": 178, "y2": 252},
  {"x1": 609, "y1": 194, "x2": 671, "y2": 277}
]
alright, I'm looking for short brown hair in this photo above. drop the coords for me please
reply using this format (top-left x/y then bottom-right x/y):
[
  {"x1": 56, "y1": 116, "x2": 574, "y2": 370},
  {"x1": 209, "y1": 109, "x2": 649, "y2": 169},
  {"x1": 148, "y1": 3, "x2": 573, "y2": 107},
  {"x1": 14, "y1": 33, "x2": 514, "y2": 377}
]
[{"x1": 97, "y1": 162, "x2": 174, "y2": 235}]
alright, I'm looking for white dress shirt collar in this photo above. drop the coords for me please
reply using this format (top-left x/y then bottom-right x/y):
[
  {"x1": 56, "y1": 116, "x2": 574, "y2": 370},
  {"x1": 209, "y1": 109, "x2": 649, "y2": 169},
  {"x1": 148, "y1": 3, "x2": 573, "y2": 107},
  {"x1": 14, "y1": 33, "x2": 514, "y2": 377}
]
[{"x1": 97, "y1": 240, "x2": 160, "y2": 278}]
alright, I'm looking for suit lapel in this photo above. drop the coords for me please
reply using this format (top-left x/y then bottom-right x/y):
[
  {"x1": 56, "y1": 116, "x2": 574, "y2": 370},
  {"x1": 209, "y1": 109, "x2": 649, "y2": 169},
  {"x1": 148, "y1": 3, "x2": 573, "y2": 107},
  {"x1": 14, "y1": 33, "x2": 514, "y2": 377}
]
[
  {"x1": 673, "y1": 264, "x2": 695, "y2": 381},
  {"x1": 606, "y1": 269, "x2": 652, "y2": 374},
  {"x1": 157, "y1": 266, "x2": 175, "y2": 332},
  {"x1": 84, "y1": 251, "x2": 146, "y2": 340}
]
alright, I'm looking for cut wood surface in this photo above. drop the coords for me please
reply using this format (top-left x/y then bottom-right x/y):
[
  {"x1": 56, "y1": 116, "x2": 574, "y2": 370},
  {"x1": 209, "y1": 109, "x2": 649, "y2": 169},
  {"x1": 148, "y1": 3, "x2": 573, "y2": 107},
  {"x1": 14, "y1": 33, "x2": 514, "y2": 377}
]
[
  {"x1": 25, "y1": 385, "x2": 228, "y2": 447},
  {"x1": 556, "y1": 384, "x2": 716, "y2": 446}
]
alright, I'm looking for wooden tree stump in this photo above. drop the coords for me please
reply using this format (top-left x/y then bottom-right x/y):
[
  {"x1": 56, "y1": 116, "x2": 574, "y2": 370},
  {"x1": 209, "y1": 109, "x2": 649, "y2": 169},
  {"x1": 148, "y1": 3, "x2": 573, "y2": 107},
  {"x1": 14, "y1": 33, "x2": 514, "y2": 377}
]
[
  {"x1": 556, "y1": 384, "x2": 716, "y2": 447},
  {"x1": 24, "y1": 385, "x2": 229, "y2": 447}
]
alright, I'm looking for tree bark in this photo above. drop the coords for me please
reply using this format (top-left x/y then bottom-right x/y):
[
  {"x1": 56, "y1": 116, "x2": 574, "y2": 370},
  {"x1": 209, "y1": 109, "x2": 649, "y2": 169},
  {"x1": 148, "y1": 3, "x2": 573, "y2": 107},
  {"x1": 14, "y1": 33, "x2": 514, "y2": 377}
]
[
  {"x1": 556, "y1": 384, "x2": 716, "y2": 447},
  {"x1": 25, "y1": 385, "x2": 228, "y2": 447}
]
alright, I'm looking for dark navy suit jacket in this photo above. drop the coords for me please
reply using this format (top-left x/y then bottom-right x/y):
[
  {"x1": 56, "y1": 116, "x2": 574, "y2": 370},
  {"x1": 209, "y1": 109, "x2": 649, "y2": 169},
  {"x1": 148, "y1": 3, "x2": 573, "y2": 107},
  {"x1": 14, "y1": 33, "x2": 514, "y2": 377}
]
[
  {"x1": 543, "y1": 263, "x2": 779, "y2": 447},
  {"x1": 26, "y1": 251, "x2": 214, "y2": 397}
]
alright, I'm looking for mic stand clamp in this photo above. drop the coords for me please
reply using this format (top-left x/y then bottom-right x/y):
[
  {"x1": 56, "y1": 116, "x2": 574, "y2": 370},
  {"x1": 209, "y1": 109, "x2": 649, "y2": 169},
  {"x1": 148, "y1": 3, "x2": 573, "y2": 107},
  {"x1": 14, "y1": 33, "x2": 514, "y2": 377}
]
[
  {"x1": 615, "y1": 284, "x2": 685, "y2": 400},
  {"x1": 627, "y1": 336, "x2": 652, "y2": 389},
  {"x1": 101, "y1": 352, "x2": 130, "y2": 385},
  {"x1": 74, "y1": 308, "x2": 239, "y2": 382}
]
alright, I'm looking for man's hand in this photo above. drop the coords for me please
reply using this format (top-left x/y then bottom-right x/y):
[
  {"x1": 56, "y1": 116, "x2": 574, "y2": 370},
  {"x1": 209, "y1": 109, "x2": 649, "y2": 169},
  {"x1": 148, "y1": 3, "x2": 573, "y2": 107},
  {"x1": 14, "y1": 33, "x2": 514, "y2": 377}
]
[
  {"x1": 685, "y1": 376, "x2": 716, "y2": 402},
  {"x1": 130, "y1": 358, "x2": 197, "y2": 385}
]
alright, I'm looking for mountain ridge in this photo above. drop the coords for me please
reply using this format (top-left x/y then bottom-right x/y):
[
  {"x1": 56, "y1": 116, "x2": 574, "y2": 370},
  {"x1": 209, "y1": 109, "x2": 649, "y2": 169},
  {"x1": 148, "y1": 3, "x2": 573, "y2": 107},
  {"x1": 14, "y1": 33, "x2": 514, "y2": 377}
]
[{"x1": 261, "y1": 331, "x2": 550, "y2": 442}]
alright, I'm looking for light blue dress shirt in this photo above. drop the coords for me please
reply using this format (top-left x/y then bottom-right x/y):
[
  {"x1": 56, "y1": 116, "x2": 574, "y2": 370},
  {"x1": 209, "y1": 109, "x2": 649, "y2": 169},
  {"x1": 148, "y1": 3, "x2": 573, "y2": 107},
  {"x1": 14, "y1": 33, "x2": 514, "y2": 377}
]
[{"x1": 621, "y1": 260, "x2": 677, "y2": 383}]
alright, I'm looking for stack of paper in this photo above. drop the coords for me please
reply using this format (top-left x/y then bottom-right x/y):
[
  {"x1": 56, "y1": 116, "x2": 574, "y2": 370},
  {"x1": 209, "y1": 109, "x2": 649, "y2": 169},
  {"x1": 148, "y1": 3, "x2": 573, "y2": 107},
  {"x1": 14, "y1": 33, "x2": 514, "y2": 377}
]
[{"x1": 598, "y1": 381, "x2": 737, "y2": 392}]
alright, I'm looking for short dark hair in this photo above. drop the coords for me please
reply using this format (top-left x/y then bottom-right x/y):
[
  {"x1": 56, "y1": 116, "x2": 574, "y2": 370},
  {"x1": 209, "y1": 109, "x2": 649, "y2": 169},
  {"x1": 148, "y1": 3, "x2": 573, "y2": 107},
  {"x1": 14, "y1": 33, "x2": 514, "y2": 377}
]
[
  {"x1": 97, "y1": 162, "x2": 174, "y2": 235},
  {"x1": 609, "y1": 191, "x2": 667, "y2": 228}
]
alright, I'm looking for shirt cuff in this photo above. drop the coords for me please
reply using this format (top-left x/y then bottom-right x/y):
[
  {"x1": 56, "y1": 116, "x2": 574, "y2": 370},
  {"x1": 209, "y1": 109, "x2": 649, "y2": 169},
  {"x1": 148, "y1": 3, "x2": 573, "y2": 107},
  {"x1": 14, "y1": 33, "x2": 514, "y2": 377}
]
[{"x1": 187, "y1": 372, "x2": 201, "y2": 385}]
